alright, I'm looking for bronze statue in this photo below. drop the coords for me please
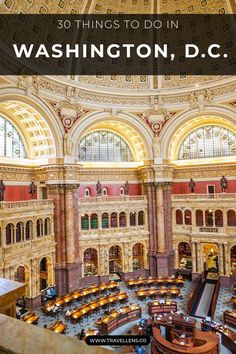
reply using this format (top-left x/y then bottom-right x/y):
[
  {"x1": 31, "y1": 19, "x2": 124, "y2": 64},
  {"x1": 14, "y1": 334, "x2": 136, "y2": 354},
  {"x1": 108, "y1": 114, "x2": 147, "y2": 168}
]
[
  {"x1": 124, "y1": 180, "x2": 129, "y2": 195},
  {"x1": 96, "y1": 181, "x2": 102, "y2": 196},
  {"x1": 0, "y1": 180, "x2": 5, "y2": 201},
  {"x1": 220, "y1": 176, "x2": 227, "y2": 192},
  {"x1": 29, "y1": 181, "x2": 37, "y2": 199},
  {"x1": 189, "y1": 178, "x2": 195, "y2": 193}
]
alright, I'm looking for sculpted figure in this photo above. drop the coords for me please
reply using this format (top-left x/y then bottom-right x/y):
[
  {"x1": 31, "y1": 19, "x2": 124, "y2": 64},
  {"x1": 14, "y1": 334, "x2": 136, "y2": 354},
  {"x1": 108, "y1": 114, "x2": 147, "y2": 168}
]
[
  {"x1": 0, "y1": 180, "x2": 5, "y2": 201},
  {"x1": 152, "y1": 135, "x2": 160, "y2": 158},
  {"x1": 220, "y1": 176, "x2": 227, "y2": 192},
  {"x1": 189, "y1": 178, "x2": 195, "y2": 193},
  {"x1": 29, "y1": 181, "x2": 37, "y2": 199},
  {"x1": 124, "y1": 180, "x2": 129, "y2": 195},
  {"x1": 96, "y1": 181, "x2": 102, "y2": 196},
  {"x1": 63, "y1": 133, "x2": 74, "y2": 156}
]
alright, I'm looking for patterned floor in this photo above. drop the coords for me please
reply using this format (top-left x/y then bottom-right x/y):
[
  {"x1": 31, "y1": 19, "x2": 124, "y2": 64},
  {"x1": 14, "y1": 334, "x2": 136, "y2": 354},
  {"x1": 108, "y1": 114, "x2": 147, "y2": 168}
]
[{"x1": 22, "y1": 281, "x2": 235, "y2": 353}]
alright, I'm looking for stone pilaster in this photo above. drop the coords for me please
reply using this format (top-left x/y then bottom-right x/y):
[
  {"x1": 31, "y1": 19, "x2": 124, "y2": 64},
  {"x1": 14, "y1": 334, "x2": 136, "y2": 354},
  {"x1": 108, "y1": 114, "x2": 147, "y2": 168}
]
[
  {"x1": 144, "y1": 182, "x2": 157, "y2": 277},
  {"x1": 191, "y1": 242, "x2": 197, "y2": 273},
  {"x1": 156, "y1": 183, "x2": 165, "y2": 253},
  {"x1": 48, "y1": 183, "x2": 82, "y2": 295}
]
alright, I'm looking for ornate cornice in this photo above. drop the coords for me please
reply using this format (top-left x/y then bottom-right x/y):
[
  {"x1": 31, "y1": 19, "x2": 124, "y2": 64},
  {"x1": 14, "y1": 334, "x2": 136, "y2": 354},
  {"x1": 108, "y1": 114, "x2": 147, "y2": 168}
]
[{"x1": 4, "y1": 76, "x2": 236, "y2": 110}]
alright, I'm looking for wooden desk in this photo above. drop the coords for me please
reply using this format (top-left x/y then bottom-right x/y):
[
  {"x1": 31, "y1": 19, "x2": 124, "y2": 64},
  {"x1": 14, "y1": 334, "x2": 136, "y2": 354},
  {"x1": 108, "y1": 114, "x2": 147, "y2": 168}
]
[
  {"x1": 136, "y1": 287, "x2": 180, "y2": 299},
  {"x1": 99, "y1": 305, "x2": 141, "y2": 334},
  {"x1": 20, "y1": 312, "x2": 39, "y2": 325},
  {"x1": 223, "y1": 310, "x2": 236, "y2": 328},
  {"x1": 152, "y1": 327, "x2": 219, "y2": 354},
  {"x1": 84, "y1": 329, "x2": 100, "y2": 337},
  {"x1": 201, "y1": 320, "x2": 236, "y2": 353},
  {"x1": 43, "y1": 281, "x2": 118, "y2": 314},
  {"x1": 148, "y1": 300, "x2": 177, "y2": 316},
  {"x1": 48, "y1": 320, "x2": 67, "y2": 334},
  {"x1": 126, "y1": 277, "x2": 184, "y2": 288},
  {"x1": 70, "y1": 291, "x2": 128, "y2": 323}
]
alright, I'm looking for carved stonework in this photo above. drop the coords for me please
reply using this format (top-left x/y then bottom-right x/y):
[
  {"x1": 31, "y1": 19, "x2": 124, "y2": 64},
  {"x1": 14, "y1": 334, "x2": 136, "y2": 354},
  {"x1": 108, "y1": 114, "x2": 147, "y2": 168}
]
[
  {"x1": 189, "y1": 89, "x2": 213, "y2": 111},
  {"x1": 138, "y1": 107, "x2": 173, "y2": 136},
  {"x1": 51, "y1": 101, "x2": 89, "y2": 132}
]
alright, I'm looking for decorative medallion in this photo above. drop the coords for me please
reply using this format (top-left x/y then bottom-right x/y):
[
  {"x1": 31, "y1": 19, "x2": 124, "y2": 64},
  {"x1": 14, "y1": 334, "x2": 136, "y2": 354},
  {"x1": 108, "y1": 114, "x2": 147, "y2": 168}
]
[{"x1": 51, "y1": 101, "x2": 89, "y2": 132}]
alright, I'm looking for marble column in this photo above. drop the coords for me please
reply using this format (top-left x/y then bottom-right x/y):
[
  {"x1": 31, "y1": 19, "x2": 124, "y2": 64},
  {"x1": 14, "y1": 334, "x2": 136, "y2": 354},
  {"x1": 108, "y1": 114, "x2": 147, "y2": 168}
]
[
  {"x1": 219, "y1": 243, "x2": 224, "y2": 275},
  {"x1": 145, "y1": 182, "x2": 157, "y2": 277},
  {"x1": 224, "y1": 243, "x2": 230, "y2": 276},
  {"x1": 196, "y1": 242, "x2": 201, "y2": 272},
  {"x1": 48, "y1": 184, "x2": 81, "y2": 295},
  {"x1": 191, "y1": 242, "x2": 197, "y2": 273},
  {"x1": 156, "y1": 183, "x2": 165, "y2": 253},
  {"x1": 174, "y1": 244, "x2": 179, "y2": 269}
]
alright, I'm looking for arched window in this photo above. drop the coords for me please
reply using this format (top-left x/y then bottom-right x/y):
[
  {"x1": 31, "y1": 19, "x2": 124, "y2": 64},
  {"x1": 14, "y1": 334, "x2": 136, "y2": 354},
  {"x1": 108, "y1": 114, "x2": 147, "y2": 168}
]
[
  {"x1": 215, "y1": 210, "x2": 223, "y2": 227},
  {"x1": 184, "y1": 210, "x2": 192, "y2": 225},
  {"x1": 227, "y1": 210, "x2": 236, "y2": 226},
  {"x1": 6, "y1": 223, "x2": 14, "y2": 244},
  {"x1": 111, "y1": 212, "x2": 118, "y2": 228},
  {"x1": 25, "y1": 220, "x2": 33, "y2": 240},
  {"x1": 78, "y1": 130, "x2": 133, "y2": 162},
  {"x1": 130, "y1": 212, "x2": 136, "y2": 226},
  {"x1": 120, "y1": 186, "x2": 125, "y2": 196},
  {"x1": 84, "y1": 187, "x2": 91, "y2": 197},
  {"x1": 176, "y1": 210, "x2": 183, "y2": 225},
  {"x1": 138, "y1": 211, "x2": 145, "y2": 226},
  {"x1": 196, "y1": 210, "x2": 203, "y2": 226},
  {"x1": 178, "y1": 125, "x2": 236, "y2": 160},
  {"x1": 119, "y1": 212, "x2": 126, "y2": 227},
  {"x1": 44, "y1": 218, "x2": 51, "y2": 235},
  {"x1": 81, "y1": 214, "x2": 89, "y2": 230},
  {"x1": 16, "y1": 222, "x2": 24, "y2": 242},
  {"x1": 102, "y1": 187, "x2": 108, "y2": 196},
  {"x1": 102, "y1": 213, "x2": 109, "y2": 228},
  {"x1": 36, "y1": 219, "x2": 43, "y2": 237},
  {"x1": 90, "y1": 214, "x2": 98, "y2": 229},
  {"x1": 0, "y1": 115, "x2": 26, "y2": 158}
]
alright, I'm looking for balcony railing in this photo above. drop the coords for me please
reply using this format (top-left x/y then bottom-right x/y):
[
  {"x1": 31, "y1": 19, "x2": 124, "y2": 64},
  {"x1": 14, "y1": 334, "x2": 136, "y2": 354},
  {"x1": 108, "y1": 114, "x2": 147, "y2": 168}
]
[
  {"x1": 0, "y1": 200, "x2": 53, "y2": 210},
  {"x1": 79, "y1": 195, "x2": 147, "y2": 204},
  {"x1": 172, "y1": 193, "x2": 236, "y2": 200}
]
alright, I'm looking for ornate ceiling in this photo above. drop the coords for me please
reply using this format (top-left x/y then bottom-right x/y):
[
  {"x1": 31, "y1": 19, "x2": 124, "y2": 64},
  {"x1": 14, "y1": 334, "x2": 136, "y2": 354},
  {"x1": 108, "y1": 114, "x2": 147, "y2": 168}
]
[{"x1": 0, "y1": 0, "x2": 235, "y2": 92}]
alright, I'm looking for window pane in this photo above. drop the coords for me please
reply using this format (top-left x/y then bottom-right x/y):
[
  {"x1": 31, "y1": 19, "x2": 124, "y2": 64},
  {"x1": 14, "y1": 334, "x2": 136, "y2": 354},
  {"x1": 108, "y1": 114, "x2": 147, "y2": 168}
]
[
  {"x1": 78, "y1": 130, "x2": 133, "y2": 162},
  {"x1": 0, "y1": 116, "x2": 26, "y2": 158},
  {"x1": 178, "y1": 125, "x2": 236, "y2": 160}
]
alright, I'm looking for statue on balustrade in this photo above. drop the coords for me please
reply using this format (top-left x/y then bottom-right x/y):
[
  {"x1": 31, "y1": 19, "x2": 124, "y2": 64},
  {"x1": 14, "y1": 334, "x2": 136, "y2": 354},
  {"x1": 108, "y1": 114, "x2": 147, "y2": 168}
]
[
  {"x1": 220, "y1": 176, "x2": 227, "y2": 192},
  {"x1": 96, "y1": 181, "x2": 102, "y2": 196},
  {"x1": 0, "y1": 180, "x2": 6, "y2": 201},
  {"x1": 29, "y1": 181, "x2": 37, "y2": 199},
  {"x1": 124, "y1": 180, "x2": 129, "y2": 195},
  {"x1": 189, "y1": 178, "x2": 195, "y2": 193}
]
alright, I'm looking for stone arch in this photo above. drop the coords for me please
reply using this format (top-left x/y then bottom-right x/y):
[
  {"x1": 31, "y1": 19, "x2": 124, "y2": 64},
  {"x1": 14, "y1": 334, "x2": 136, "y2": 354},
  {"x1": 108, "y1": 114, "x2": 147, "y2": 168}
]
[
  {"x1": 109, "y1": 245, "x2": 123, "y2": 274},
  {"x1": 0, "y1": 90, "x2": 64, "y2": 159},
  {"x1": 132, "y1": 242, "x2": 147, "y2": 270},
  {"x1": 14, "y1": 264, "x2": 30, "y2": 297},
  {"x1": 39, "y1": 256, "x2": 53, "y2": 291}
]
